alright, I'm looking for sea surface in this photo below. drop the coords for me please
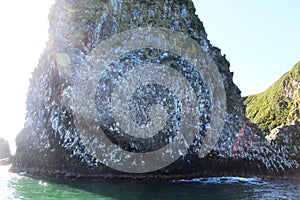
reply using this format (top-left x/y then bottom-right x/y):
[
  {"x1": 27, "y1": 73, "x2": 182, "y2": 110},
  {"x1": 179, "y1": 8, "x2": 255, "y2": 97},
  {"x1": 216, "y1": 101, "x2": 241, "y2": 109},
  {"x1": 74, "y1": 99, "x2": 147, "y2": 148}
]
[{"x1": 1, "y1": 165, "x2": 299, "y2": 200}]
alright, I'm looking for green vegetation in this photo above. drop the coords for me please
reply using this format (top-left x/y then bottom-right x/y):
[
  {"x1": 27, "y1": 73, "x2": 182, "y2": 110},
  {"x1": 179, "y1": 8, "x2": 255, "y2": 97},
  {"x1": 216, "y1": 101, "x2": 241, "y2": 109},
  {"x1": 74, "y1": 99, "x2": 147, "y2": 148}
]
[{"x1": 244, "y1": 61, "x2": 300, "y2": 133}]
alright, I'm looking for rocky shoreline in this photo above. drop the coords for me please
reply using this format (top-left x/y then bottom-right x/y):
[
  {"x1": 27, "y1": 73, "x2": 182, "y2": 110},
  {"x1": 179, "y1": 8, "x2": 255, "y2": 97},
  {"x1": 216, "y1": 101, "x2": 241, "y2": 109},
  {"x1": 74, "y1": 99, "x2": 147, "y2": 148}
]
[{"x1": 9, "y1": 163, "x2": 300, "y2": 182}]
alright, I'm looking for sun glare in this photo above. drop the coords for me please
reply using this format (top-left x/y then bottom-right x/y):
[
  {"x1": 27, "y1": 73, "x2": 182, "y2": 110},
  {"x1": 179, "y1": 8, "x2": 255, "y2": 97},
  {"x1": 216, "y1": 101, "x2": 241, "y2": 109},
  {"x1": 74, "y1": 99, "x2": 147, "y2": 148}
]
[{"x1": 0, "y1": 1, "x2": 55, "y2": 153}]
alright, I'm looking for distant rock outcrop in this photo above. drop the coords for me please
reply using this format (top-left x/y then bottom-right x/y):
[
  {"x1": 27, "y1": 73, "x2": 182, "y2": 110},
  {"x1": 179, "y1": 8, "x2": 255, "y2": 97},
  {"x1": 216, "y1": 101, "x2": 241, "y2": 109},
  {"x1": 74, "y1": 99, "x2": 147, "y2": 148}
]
[
  {"x1": 0, "y1": 138, "x2": 11, "y2": 159},
  {"x1": 12, "y1": 0, "x2": 299, "y2": 179}
]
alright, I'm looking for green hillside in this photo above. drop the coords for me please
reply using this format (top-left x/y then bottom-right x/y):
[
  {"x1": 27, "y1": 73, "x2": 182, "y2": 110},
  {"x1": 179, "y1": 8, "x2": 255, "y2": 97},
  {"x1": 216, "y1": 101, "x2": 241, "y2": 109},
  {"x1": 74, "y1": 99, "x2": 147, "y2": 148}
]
[{"x1": 244, "y1": 61, "x2": 300, "y2": 133}]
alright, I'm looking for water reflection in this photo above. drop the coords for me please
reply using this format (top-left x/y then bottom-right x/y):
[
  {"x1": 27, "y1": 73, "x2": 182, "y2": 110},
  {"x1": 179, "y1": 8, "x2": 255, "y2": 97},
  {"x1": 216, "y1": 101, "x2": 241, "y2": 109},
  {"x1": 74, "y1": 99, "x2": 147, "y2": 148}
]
[{"x1": 1, "y1": 166, "x2": 300, "y2": 200}]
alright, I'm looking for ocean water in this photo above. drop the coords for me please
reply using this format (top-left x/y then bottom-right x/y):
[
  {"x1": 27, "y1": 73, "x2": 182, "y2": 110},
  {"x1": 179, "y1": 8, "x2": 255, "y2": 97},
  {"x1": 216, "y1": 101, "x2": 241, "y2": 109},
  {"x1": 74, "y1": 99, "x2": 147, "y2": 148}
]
[{"x1": 1, "y1": 165, "x2": 299, "y2": 200}]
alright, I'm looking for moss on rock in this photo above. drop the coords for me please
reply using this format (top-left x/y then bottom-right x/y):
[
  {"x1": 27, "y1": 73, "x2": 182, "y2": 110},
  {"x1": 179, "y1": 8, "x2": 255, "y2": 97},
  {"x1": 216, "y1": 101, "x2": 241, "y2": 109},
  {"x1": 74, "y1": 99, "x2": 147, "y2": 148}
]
[{"x1": 244, "y1": 61, "x2": 300, "y2": 133}]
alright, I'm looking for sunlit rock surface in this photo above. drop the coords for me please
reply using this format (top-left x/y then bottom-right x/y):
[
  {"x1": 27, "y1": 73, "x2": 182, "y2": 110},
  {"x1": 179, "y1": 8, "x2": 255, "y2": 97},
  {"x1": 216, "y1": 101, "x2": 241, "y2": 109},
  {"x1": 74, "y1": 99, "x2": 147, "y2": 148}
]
[
  {"x1": 12, "y1": 0, "x2": 299, "y2": 178},
  {"x1": 267, "y1": 122, "x2": 300, "y2": 165}
]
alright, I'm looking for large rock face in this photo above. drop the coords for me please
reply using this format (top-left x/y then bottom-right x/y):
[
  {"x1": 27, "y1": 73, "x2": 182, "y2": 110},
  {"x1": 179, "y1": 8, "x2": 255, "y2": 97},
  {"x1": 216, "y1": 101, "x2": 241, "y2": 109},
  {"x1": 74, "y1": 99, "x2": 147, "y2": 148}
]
[{"x1": 12, "y1": 0, "x2": 299, "y2": 178}]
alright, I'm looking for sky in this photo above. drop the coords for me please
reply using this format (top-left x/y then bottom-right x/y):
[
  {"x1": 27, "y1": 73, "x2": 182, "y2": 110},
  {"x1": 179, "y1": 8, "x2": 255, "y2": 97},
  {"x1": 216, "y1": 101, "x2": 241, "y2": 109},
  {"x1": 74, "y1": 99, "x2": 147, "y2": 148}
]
[
  {"x1": 196, "y1": 0, "x2": 300, "y2": 96},
  {"x1": 0, "y1": 0, "x2": 299, "y2": 153},
  {"x1": 0, "y1": 0, "x2": 55, "y2": 152}
]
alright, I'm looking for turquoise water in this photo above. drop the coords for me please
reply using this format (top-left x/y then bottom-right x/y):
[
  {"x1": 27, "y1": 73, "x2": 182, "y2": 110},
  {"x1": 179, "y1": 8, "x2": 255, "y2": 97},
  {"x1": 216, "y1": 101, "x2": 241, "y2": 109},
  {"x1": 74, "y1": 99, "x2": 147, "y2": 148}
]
[{"x1": 1, "y1": 165, "x2": 300, "y2": 200}]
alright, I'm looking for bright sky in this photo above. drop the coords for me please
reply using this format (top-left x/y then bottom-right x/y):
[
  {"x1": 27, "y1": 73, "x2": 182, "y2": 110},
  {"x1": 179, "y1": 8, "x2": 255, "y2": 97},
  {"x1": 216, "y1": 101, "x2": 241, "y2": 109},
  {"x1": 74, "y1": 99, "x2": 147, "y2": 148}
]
[
  {"x1": 0, "y1": 0, "x2": 55, "y2": 153},
  {"x1": 196, "y1": 0, "x2": 300, "y2": 96},
  {"x1": 0, "y1": 1, "x2": 299, "y2": 153}
]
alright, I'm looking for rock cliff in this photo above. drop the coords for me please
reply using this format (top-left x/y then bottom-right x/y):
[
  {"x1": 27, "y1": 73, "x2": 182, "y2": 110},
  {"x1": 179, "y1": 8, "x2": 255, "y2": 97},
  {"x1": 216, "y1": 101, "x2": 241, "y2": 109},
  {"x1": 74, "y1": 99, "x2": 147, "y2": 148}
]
[
  {"x1": 244, "y1": 62, "x2": 300, "y2": 177},
  {"x1": 12, "y1": 0, "x2": 299, "y2": 179}
]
